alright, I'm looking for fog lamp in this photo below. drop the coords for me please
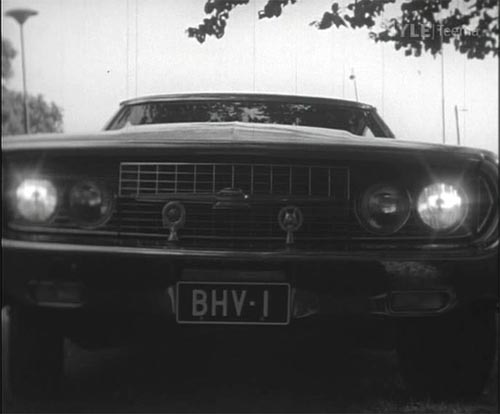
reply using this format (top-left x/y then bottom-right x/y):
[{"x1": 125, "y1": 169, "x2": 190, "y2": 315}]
[
  {"x1": 391, "y1": 291, "x2": 450, "y2": 312},
  {"x1": 357, "y1": 184, "x2": 411, "y2": 235},
  {"x1": 417, "y1": 183, "x2": 468, "y2": 231},
  {"x1": 28, "y1": 281, "x2": 84, "y2": 308},
  {"x1": 69, "y1": 181, "x2": 113, "y2": 227},
  {"x1": 15, "y1": 178, "x2": 58, "y2": 223}
]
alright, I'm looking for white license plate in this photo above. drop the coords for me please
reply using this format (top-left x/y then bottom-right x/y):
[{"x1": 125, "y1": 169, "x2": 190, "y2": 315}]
[{"x1": 176, "y1": 282, "x2": 290, "y2": 325}]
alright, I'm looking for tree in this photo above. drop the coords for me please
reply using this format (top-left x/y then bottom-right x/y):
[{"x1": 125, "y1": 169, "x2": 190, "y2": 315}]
[
  {"x1": 2, "y1": 38, "x2": 17, "y2": 81},
  {"x1": 1, "y1": 37, "x2": 63, "y2": 135},
  {"x1": 187, "y1": 0, "x2": 499, "y2": 59},
  {"x1": 2, "y1": 88, "x2": 63, "y2": 135}
]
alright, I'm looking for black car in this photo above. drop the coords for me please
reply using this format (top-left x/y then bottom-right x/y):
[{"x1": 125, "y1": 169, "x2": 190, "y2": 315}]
[{"x1": 2, "y1": 93, "x2": 498, "y2": 398}]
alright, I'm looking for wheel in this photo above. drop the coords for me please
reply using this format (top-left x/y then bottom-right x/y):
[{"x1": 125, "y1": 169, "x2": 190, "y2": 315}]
[
  {"x1": 3, "y1": 305, "x2": 64, "y2": 399},
  {"x1": 396, "y1": 303, "x2": 498, "y2": 400}
]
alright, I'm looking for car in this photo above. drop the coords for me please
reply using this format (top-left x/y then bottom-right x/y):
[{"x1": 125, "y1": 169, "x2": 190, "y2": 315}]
[{"x1": 2, "y1": 92, "x2": 498, "y2": 399}]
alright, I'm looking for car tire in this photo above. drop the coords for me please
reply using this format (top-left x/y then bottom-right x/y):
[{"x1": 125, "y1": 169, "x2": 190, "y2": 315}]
[
  {"x1": 396, "y1": 303, "x2": 498, "y2": 400},
  {"x1": 4, "y1": 305, "x2": 64, "y2": 399}
]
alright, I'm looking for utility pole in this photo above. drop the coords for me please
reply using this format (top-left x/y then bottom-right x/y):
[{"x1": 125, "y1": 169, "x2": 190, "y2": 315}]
[
  {"x1": 454, "y1": 105, "x2": 461, "y2": 146},
  {"x1": 342, "y1": 64, "x2": 346, "y2": 98},
  {"x1": 440, "y1": 40, "x2": 446, "y2": 143},
  {"x1": 439, "y1": 8, "x2": 446, "y2": 144},
  {"x1": 459, "y1": 106, "x2": 468, "y2": 146},
  {"x1": 349, "y1": 68, "x2": 359, "y2": 102}
]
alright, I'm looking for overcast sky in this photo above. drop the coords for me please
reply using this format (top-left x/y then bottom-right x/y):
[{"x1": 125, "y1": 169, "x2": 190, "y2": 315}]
[{"x1": 1, "y1": 0, "x2": 498, "y2": 153}]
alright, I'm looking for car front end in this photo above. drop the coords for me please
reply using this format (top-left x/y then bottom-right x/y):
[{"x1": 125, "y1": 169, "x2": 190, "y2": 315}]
[{"x1": 2, "y1": 96, "x2": 498, "y2": 399}]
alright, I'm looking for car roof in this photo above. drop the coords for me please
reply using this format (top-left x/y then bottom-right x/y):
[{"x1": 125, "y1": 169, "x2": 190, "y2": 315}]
[{"x1": 120, "y1": 92, "x2": 374, "y2": 110}]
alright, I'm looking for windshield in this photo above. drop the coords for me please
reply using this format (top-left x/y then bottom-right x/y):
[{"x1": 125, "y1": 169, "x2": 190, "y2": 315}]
[{"x1": 106, "y1": 101, "x2": 392, "y2": 137}]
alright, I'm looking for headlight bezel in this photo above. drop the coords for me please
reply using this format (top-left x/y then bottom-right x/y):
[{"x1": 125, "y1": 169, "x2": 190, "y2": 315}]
[
  {"x1": 12, "y1": 177, "x2": 60, "y2": 224},
  {"x1": 68, "y1": 179, "x2": 115, "y2": 228},
  {"x1": 355, "y1": 182, "x2": 412, "y2": 236},
  {"x1": 416, "y1": 181, "x2": 470, "y2": 233}
]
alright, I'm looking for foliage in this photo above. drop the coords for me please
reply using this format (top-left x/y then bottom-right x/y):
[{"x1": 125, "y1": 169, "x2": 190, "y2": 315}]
[
  {"x1": 2, "y1": 38, "x2": 17, "y2": 81},
  {"x1": 1, "y1": 37, "x2": 63, "y2": 135},
  {"x1": 187, "y1": 0, "x2": 499, "y2": 59},
  {"x1": 2, "y1": 87, "x2": 63, "y2": 135}
]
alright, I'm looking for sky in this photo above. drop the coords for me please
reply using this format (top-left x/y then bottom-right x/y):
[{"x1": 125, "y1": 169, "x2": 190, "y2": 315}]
[{"x1": 1, "y1": 0, "x2": 498, "y2": 154}]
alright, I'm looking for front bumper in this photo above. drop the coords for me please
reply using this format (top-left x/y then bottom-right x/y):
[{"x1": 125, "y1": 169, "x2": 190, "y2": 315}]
[
  {"x1": 3, "y1": 238, "x2": 498, "y2": 321},
  {"x1": 3, "y1": 238, "x2": 498, "y2": 262}
]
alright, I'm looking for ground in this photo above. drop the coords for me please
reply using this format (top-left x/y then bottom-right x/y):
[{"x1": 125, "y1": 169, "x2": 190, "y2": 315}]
[{"x1": 2, "y1": 329, "x2": 498, "y2": 413}]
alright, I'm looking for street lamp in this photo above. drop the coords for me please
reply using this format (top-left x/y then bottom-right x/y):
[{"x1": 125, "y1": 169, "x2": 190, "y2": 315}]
[{"x1": 5, "y1": 8, "x2": 38, "y2": 134}]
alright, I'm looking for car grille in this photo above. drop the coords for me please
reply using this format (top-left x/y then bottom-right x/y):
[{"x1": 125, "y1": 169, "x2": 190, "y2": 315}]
[
  {"x1": 108, "y1": 162, "x2": 350, "y2": 245},
  {"x1": 112, "y1": 200, "x2": 351, "y2": 243},
  {"x1": 119, "y1": 162, "x2": 350, "y2": 199}
]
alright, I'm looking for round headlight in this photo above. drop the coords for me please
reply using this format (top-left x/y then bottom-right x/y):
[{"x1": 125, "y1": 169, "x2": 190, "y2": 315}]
[
  {"x1": 15, "y1": 178, "x2": 58, "y2": 223},
  {"x1": 417, "y1": 182, "x2": 468, "y2": 231},
  {"x1": 357, "y1": 184, "x2": 411, "y2": 235},
  {"x1": 69, "y1": 181, "x2": 113, "y2": 227}
]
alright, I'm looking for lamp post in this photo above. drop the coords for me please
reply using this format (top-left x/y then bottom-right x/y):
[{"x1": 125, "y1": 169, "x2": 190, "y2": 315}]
[{"x1": 5, "y1": 8, "x2": 38, "y2": 134}]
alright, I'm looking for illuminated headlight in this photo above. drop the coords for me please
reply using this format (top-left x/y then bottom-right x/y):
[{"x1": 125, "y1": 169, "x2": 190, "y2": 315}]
[
  {"x1": 69, "y1": 181, "x2": 113, "y2": 227},
  {"x1": 417, "y1": 183, "x2": 468, "y2": 231},
  {"x1": 15, "y1": 178, "x2": 58, "y2": 223},
  {"x1": 357, "y1": 184, "x2": 411, "y2": 235}
]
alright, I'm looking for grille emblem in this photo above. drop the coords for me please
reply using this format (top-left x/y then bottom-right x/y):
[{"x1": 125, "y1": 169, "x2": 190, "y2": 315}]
[
  {"x1": 162, "y1": 201, "x2": 186, "y2": 242},
  {"x1": 278, "y1": 206, "x2": 303, "y2": 245},
  {"x1": 213, "y1": 187, "x2": 250, "y2": 210}
]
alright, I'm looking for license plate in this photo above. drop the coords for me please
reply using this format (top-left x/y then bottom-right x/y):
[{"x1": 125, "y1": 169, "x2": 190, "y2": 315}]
[{"x1": 176, "y1": 282, "x2": 290, "y2": 325}]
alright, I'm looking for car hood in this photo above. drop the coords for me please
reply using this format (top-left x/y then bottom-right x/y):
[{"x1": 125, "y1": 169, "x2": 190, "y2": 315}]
[{"x1": 1, "y1": 121, "x2": 495, "y2": 163}]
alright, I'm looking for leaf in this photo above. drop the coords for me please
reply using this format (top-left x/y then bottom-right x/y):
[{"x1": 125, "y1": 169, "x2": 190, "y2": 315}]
[
  {"x1": 187, "y1": 0, "x2": 499, "y2": 60},
  {"x1": 204, "y1": 1, "x2": 215, "y2": 14}
]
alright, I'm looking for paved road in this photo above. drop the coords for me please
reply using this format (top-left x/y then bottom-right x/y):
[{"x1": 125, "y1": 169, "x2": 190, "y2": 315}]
[{"x1": 3, "y1": 331, "x2": 498, "y2": 413}]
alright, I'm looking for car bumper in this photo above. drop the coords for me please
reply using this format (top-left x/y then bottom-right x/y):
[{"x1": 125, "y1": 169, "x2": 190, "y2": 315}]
[
  {"x1": 3, "y1": 238, "x2": 498, "y2": 321},
  {"x1": 2, "y1": 238, "x2": 498, "y2": 261}
]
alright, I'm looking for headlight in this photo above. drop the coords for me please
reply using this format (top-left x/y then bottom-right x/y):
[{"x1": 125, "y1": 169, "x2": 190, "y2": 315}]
[
  {"x1": 15, "y1": 178, "x2": 58, "y2": 223},
  {"x1": 69, "y1": 181, "x2": 113, "y2": 227},
  {"x1": 417, "y1": 182, "x2": 468, "y2": 231},
  {"x1": 357, "y1": 184, "x2": 411, "y2": 235}
]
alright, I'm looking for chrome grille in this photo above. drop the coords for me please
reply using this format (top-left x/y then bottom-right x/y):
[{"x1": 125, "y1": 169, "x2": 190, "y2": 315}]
[{"x1": 119, "y1": 162, "x2": 350, "y2": 199}]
